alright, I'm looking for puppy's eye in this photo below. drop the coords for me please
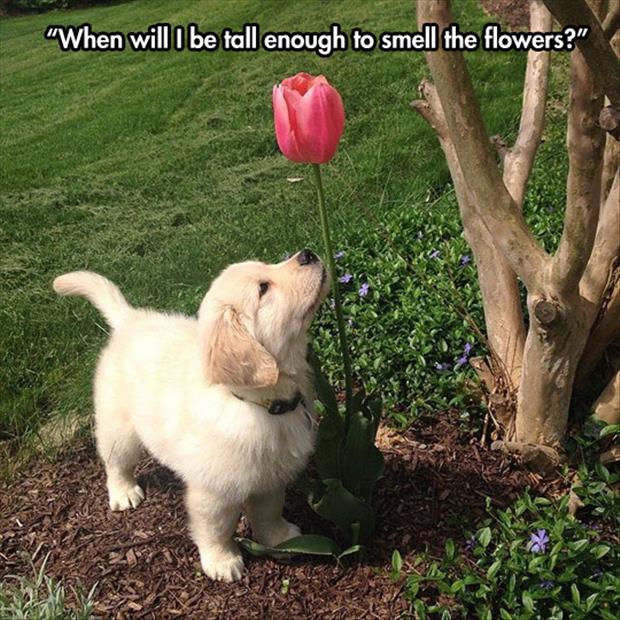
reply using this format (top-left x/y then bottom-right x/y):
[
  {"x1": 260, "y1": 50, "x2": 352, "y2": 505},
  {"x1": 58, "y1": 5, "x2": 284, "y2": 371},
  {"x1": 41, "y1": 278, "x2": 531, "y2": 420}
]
[{"x1": 259, "y1": 282, "x2": 270, "y2": 297}]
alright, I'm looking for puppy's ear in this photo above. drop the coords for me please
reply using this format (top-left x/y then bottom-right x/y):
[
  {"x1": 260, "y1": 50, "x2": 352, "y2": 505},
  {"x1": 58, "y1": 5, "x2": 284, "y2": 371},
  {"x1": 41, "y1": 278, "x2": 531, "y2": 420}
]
[{"x1": 205, "y1": 308, "x2": 279, "y2": 388}]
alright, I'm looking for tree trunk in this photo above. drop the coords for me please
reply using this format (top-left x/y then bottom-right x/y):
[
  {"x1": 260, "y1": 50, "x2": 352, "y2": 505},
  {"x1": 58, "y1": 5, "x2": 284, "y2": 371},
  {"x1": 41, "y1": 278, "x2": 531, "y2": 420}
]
[
  {"x1": 413, "y1": 1, "x2": 613, "y2": 465},
  {"x1": 516, "y1": 291, "x2": 590, "y2": 446}
]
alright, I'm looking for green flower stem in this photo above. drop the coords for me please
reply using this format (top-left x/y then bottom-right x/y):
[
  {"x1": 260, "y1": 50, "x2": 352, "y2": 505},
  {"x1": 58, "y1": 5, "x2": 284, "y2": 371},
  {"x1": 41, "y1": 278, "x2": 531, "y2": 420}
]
[{"x1": 312, "y1": 163, "x2": 353, "y2": 416}]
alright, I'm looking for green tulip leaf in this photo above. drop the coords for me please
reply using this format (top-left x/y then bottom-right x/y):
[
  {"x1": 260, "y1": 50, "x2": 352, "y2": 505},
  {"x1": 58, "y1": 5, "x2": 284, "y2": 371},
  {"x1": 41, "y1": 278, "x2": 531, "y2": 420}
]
[
  {"x1": 310, "y1": 478, "x2": 376, "y2": 544},
  {"x1": 314, "y1": 408, "x2": 344, "y2": 480},
  {"x1": 341, "y1": 408, "x2": 385, "y2": 502},
  {"x1": 307, "y1": 347, "x2": 340, "y2": 421},
  {"x1": 338, "y1": 544, "x2": 364, "y2": 561},
  {"x1": 235, "y1": 534, "x2": 342, "y2": 558}
]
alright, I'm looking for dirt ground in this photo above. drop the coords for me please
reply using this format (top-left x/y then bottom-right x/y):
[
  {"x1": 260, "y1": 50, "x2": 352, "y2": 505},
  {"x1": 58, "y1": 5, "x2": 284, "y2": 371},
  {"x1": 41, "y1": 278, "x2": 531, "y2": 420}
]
[{"x1": 1, "y1": 414, "x2": 562, "y2": 619}]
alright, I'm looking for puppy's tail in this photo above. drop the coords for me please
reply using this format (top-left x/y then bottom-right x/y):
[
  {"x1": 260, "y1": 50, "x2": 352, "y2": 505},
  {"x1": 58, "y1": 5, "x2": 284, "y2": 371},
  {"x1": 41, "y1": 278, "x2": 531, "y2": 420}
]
[{"x1": 53, "y1": 271, "x2": 131, "y2": 330}]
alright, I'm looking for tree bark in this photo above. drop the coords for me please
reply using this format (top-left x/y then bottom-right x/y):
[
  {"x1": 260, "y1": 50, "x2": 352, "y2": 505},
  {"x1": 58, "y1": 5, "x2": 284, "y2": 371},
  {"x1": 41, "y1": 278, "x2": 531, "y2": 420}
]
[
  {"x1": 502, "y1": 0, "x2": 552, "y2": 210},
  {"x1": 542, "y1": 0, "x2": 620, "y2": 107},
  {"x1": 602, "y1": 2, "x2": 620, "y2": 38},
  {"x1": 593, "y1": 370, "x2": 620, "y2": 425},
  {"x1": 599, "y1": 106, "x2": 620, "y2": 140},
  {"x1": 552, "y1": 48, "x2": 605, "y2": 294},
  {"x1": 517, "y1": 36, "x2": 604, "y2": 447},
  {"x1": 412, "y1": 2, "x2": 553, "y2": 391},
  {"x1": 577, "y1": 261, "x2": 620, "y2": 386},
  {"x1": 516, "y1": 290, "x2": 590, "y2": 446},
  {"x1": 601, "y1": 32, "x2": 620, "y2": 200}
]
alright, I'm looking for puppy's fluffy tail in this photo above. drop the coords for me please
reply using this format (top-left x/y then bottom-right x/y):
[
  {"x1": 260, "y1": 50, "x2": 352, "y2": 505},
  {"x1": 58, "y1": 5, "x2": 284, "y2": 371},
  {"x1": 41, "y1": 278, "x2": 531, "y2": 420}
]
[{"x1": 53, "y1": 271, "x2": 131, "y2": 330}]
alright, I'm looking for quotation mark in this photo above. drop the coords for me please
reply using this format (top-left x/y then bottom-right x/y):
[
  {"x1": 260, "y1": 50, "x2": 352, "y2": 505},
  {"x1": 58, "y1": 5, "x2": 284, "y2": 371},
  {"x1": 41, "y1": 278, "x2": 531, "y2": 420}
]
[{"x1": 45, "y1": 26, "x2": 60, "y2": 39}]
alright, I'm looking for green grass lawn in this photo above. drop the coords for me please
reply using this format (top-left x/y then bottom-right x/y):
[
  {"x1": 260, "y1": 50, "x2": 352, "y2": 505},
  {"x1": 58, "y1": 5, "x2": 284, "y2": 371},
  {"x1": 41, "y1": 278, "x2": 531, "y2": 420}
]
[{"x1": 0, "y1": 0, "x2": 567, "y2": 458}]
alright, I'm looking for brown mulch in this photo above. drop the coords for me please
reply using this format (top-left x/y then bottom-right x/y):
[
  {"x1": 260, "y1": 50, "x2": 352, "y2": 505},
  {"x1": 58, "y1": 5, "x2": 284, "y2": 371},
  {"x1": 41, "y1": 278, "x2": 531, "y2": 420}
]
[{"x1": 0, "y1": 414, "x2": 564, "y2": 619}]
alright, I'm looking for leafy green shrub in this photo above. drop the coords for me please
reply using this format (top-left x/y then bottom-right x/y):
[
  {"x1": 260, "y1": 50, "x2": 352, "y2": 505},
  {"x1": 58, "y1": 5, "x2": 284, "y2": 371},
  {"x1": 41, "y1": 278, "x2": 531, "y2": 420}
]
[
  {"x1": 404, "y1": 464, "x2": 620, "y2": 619},
  {"x1": 313, "y1": 109, "x2": 567, "y2": 424},
  {"x1": 9, "y1": 0, "x2": 69, "y2": 9},
  {"x1": 313, "y1": 191, "x2": 481, "y2": 424},
  {"x1": 8, "y1": 0, "x2": 113, "y2": 11}
]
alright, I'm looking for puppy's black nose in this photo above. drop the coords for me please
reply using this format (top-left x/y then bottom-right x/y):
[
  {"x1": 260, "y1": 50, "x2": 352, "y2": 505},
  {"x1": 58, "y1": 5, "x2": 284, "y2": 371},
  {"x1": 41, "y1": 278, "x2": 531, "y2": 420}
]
[{"x1": 297, "y1": 249, "x2": 319, "y2": 265}]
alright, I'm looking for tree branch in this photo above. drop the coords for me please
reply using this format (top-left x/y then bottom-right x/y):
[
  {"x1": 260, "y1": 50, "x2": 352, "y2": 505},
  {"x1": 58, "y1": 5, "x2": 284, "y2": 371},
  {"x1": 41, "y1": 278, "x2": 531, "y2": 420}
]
[
  {"x1": 601, "y1": 32, "x2": 620, "y2": 198},
  {"x1": 502, "y1": 0, "x2": 552, "y2": 209},
  {"x1": 552, "y1": 47, "x2": 605, "y2": 293},
  {"x1": 416, "y1": 0, "x2": 549, "y2": 291},
  {"x1": 577, "y1": 259, "x2": 620, "y2": 387},
  {"x1": 599, "y1": 106, "x2": 620, "y2": 140},
  {"x1": 412, "y1": 82, "x2": 526, "y2": 384},
  {"x1": 542, "y1": 0, "x2": 620, "y2": 108},
  {"x1": 602, "y1": 2, "x2": 620, "y2": 39},
  {"x1": 580, "y1": 170, "x2": 619, "y2": 312},
  {"x1": 593, "y1": 369, "x2": 620, "y2": 425},
  {"x1": 602, "y1": 129, "x2": 620, "y2": 202}
]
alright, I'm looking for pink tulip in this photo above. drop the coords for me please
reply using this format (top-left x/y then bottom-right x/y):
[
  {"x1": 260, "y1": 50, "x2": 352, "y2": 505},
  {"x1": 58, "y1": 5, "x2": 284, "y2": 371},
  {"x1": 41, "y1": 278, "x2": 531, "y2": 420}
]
[{"x1": 272, "y1": 72, "x2": 345, "y2": 164}]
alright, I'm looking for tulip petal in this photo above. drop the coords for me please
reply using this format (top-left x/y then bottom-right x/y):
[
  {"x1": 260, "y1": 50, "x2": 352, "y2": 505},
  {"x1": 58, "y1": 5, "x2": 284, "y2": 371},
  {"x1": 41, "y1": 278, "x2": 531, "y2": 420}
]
[
  {"x1": 296, "y1": 82, "x2": 345, "y2": 164},
  {"x1": 281, "y1": 72, "x2": 324, "y2": 96},
  {"x1": 272, "y1": 84, "x2": 304, "y2": 162}
]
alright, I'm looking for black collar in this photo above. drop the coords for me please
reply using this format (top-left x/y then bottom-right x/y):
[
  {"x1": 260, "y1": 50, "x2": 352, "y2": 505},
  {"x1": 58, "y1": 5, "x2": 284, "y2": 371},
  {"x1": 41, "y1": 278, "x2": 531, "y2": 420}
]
[{"x1": 231, "y1": 390, "x2": 305, "y2": 415}]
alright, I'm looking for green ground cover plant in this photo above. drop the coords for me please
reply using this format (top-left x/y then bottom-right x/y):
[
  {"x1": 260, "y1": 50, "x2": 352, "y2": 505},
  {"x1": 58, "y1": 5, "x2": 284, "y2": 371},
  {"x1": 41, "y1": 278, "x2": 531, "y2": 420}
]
[{"x1": 401, "y1": 457, "x2": 619, "y2": 619}]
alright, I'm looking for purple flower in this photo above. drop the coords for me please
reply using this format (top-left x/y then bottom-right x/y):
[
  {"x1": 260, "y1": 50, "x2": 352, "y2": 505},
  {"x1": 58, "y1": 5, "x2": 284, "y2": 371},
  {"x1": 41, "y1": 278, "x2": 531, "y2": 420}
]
[
  {"x1": 334, "y1": 250, "x2": 345, "y2": 260},
  {"x1": 464, "y1": 536, "x2": 476, "y2": 551},
  {"x1": 529, "y1": 529, "x2": 549, "y2": 553},
  {"x1": 339, "y1": 272, "x2": 353, "y2": 284},
  {"x1": 456, "y1": 355, "x2": 469, "y2": 367},
  {"x1": 429, "y1": 249, "x2": 440, "y2": 259},
  {"x1": 456, "y1": 343, "x2": 473, "y2": 367},
  {"x1": 460, "y1": 254, "x2": 471, "y2": 266},
  {"x1": 434, "y1": 362, "x2": 450, "y2": 372},
  {"x1": 358, "y1": 282, "x2": 370, "y2": 297},
  {"x1": 540, "y1": 580, "x2": 554, "y2": 590}
]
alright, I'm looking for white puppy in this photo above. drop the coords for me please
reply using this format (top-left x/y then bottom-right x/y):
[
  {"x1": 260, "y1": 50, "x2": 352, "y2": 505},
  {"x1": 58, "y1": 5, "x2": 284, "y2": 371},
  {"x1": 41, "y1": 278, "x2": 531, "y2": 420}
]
[{"x1": 53, "y1": 250, "x2": 328, "y2": 582}]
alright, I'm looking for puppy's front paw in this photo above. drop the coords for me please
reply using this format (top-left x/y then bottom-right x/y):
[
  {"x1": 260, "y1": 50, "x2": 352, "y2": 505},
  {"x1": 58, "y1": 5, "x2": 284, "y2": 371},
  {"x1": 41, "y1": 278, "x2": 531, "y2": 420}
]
[
  {"x1": 200, "y1": 548, "x2": 244, "y2": 583},
  {"x1": 255, "y1": 519, "x2": 301, "y2": 548},
  {"x1": 108, "y1": 483, "x2": 145, "y2": 511}
]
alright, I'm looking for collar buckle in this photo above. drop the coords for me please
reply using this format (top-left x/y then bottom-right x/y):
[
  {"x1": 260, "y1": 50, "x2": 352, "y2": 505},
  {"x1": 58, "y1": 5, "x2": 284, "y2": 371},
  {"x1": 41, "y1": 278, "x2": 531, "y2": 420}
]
[{"x1": 268, "y1": 392, "x2": 304, "y2": 415}]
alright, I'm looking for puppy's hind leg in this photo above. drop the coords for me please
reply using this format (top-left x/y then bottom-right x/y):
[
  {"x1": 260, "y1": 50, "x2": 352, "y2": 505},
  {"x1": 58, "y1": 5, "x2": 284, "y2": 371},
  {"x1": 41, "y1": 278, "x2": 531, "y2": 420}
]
[
  {"x1": 245, "y1": 487, "x2": 301, "y2": 548},
  {"x1": 99, "y1": 428, "x2": 145, "y2": 511},
  {"x1": 95, "y1": 394, "x2": 144, "y2": 511}
]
